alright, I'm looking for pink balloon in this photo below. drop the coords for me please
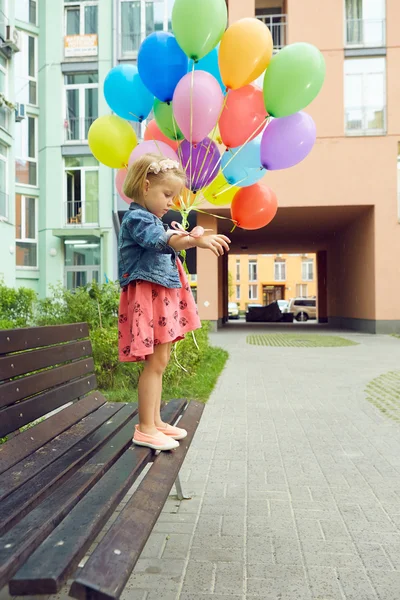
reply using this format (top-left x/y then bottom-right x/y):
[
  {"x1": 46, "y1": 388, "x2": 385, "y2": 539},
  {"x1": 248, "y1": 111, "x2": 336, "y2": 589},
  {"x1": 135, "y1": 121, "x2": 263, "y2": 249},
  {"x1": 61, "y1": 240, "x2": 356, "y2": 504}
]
[
  {"x1": 128, "y1": 140, "x2": 179, "y2": 167},
  {"x1": 116, "y1": 168, "x2": 131, "y2": 205},
  {"x1": 173, "y1": 71, "x2": 224, "y2": 144}
]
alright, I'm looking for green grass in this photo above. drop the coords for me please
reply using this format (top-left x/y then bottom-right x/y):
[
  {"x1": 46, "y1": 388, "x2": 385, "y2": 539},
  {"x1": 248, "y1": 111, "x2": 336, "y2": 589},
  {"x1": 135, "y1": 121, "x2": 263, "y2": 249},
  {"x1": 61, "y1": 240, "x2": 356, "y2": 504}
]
[
  {"x1": 366, "y1": 371, "x2": 400, "y2": 422},
  {"x1": 247, "y1": 334, "x2": 359, "y2": 348},
  {"x1": 102, "y1": 345, "x2": 229, "y2": 404}
]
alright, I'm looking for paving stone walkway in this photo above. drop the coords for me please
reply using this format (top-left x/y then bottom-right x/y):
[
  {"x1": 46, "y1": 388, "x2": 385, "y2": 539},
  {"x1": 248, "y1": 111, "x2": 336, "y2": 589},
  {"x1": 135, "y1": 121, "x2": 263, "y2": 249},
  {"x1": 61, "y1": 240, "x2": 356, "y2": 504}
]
[{"x1": 4, "y1": 324, "x2": 400, "y2": 600}]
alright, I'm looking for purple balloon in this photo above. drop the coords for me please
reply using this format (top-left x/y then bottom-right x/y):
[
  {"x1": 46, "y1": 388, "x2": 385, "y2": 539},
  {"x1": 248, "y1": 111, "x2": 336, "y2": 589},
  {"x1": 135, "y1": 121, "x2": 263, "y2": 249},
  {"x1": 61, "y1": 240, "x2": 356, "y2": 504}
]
[
  {"x1": 180, "y1": 138, "x2": 220, "y2": 192},
  {"x1": 260, "y1": 112, "x2": 316, "y2": 171}
]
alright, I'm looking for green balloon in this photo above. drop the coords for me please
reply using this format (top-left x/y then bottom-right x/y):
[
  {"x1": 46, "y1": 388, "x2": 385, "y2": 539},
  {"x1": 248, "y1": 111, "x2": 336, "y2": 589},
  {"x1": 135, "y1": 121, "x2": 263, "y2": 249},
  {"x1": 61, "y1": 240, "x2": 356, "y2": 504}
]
[
  {"x1": 172, "y1": 0, "x2": 227, "y2": 61},
  {"x1": 263, "y1": 43, "x2": 326, "y2": 118},
  {"x1": 154, "y1": 100, "x2": 184, "y2": 141}
]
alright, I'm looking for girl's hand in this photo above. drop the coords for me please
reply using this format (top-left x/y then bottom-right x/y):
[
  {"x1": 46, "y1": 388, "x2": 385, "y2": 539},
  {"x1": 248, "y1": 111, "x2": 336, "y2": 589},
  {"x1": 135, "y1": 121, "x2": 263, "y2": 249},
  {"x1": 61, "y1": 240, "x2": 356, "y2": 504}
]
[{"x1": 195, "y1": 234, "x2": 231, "y2": 257}]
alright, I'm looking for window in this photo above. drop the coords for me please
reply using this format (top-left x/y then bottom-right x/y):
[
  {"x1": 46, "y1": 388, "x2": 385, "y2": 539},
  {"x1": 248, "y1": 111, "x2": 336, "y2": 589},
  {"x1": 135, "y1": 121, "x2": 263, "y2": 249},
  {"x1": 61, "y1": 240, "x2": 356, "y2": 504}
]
[
  {"x1": 65, "y1": 73, "x2": 98, "y2": 142},
  {"x1": 14, "y1": 32, "x2": 38, "y2": 105},
  {"x1": 302, "y1": 260, "x2": 314, "y2": 281},
  {"x1": 236, "y1": 285, "x2": 240, "y2": 301},
  {"x1": 119, "y1": 0, "x2": 175, "y2": 59},
  {"x1": 15, "y1": 116, "x2": 37, "y2": 186},
  {"x1": 0, "y1": 54, "x2": 8, "y2": 130},
  {"x1": 249, "y1": 284, "x2": 258, "y2": 300},
  {"x1": 296, "y1": 284, "x2": 308, "y2": 297},
  {"x1": 64, "y1": 1, "x2": 98, "y2": 58},
  {"x1": 0, "y1": 141, "x2": 7, "y2": 219},
  {"x1": 65, "y1": 239, "x2": 100, "y2": 290},
  {"x1": 344, "y1": 57, "x2": 386, "y2": 135},
  {"x1": 274, "y1": 260, "x2": 286, "y2": 281},
  {"x1": 235, "y1": 259, "x2": 240, "y2": 281},
  {"x1": 15, "y1": 0, "x2": 38, "y2": 25},
  {"x1": 248, "y1": 259, "x2": 257, "y2": 282},
  {"x1": 65, "y1": 156, "x2": 99, "y2": 226},
  {"x1": 16, "y1": 194, "x2": 37, "y2": 267},
  {"x1": 345, "y1": 0, "x2": 385, "y2": 48}
]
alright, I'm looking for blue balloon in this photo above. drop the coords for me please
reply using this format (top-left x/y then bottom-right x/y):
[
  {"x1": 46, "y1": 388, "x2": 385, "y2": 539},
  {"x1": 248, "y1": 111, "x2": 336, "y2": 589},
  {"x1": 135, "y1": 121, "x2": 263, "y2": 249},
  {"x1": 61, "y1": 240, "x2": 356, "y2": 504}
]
[
  {"x1": 189, "y1": 46, "x2": 225, "y2": 93},
  {"x1": 221, "y1": 135, "x2": 266, "y2": 187},
  {"x1": 104, "y1": 64, "x2": 154, "y2": 122},
  {"x1": 138, "y1": 32, "x2": 188, "y2": 103}
]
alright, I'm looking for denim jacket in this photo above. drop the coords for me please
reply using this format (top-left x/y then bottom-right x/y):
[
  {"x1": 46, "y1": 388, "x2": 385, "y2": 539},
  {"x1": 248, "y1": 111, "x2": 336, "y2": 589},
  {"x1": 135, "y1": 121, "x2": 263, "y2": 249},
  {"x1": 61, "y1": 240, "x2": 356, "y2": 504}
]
[{"x1": 118, "y1": 202, "x2": 182, "y2": 289}]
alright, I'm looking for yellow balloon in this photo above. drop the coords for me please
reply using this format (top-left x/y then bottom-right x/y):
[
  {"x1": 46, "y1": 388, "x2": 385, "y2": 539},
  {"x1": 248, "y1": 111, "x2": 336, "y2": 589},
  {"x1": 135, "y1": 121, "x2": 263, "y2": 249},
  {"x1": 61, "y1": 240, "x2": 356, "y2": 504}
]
[
  {"x1": 219, "y1": 18, "x2": 273, "y2": 90},
  {"x1": 202, "y1": 171, "x2": 239, "y2": 206},
  {"x1": 88, "y1": 115, "x2": 137, "y2": 168}
]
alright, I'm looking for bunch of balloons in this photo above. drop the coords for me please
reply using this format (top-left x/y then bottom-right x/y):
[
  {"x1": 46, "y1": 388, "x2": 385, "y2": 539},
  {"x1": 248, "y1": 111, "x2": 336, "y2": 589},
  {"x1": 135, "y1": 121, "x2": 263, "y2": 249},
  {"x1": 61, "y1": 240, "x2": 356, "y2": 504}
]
[{"x1": 88, "y1": 0, "x2": 326, "y2": 231}]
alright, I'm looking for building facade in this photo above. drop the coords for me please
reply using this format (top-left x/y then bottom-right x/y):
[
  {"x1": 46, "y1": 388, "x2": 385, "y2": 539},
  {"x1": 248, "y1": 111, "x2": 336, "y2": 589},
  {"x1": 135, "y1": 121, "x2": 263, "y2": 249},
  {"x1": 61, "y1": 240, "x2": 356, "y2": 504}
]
[
  {"x1": 196, "y1": 0, "x2": 400, "y2": 334},
  {"x1": 229, "y1": 253, "x2": 317, "y2": 310}
]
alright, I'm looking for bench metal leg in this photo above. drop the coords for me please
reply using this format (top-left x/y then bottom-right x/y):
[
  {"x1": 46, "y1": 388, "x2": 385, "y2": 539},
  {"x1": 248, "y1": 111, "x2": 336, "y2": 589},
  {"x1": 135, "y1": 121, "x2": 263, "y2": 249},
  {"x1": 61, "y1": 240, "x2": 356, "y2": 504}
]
[{"x1": 175, "y1": 474, "x2": 191, "y2": 500}]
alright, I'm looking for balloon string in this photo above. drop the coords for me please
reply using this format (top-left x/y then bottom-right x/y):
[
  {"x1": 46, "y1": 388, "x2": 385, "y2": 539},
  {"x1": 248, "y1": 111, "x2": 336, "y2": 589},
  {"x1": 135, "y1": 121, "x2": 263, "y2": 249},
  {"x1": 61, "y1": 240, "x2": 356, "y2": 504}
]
[
  {"x1": 139, "y1": 118, "x2": 167, "y2": 158},
  {"x1": 189, "y1": 62, "x2": 195, "y2": 194},
  {"x1": 195, "y1": 93, "x2": 228, "y2": 190},
  {"x1": 171, "y1": 111, "x2": 185, "y2": 173},
  {"x1": 220, "y1": 117, "x2": 269, "y2": 176},
  {"x1": 202, "y1": 151, "x2": 224, "y2": 188},
  {"x1": 212, "y1": 175, "x2": 248, "y2": 196},
  {"x1": 192, "y1": 206, "x2": 238, "y2": 230}
]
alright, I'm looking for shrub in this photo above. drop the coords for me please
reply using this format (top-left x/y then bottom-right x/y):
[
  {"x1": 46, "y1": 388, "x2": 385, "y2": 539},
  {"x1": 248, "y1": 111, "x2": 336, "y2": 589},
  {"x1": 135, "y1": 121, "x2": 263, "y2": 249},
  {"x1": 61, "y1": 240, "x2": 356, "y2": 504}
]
[{"x1": 0, "y1": 281, "x2": 36, "y2": 327}]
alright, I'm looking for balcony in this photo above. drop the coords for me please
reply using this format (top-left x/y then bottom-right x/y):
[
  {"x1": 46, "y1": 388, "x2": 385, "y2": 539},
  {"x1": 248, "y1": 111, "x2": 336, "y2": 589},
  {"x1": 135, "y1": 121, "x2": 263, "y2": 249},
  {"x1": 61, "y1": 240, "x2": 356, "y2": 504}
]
[
  {"x1": 257, "y1": 14, "x2": 287, "y2": 50},
  {"x1": 119, "y1": 32, "x2": 141, "y2": 60},
  {"x1": 345, "y1": 106, "x2": 386, "y2": 136},
  {"x1": 346, "y1": 18, "x2": 386, "y2": 48},
  {"x1": 65, "y1": 200, "x2": 99, "y2": 227},
  {"x1": 65, "y1": 117, "x2": 96, "y2": 143}
]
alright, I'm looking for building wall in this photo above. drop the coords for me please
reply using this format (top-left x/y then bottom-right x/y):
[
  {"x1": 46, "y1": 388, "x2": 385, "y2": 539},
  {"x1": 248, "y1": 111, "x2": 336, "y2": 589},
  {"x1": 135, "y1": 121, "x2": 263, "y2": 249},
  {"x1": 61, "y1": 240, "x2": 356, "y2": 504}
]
[{"x1": 228, "y1": 253, "x2": 317, "y2": 310}]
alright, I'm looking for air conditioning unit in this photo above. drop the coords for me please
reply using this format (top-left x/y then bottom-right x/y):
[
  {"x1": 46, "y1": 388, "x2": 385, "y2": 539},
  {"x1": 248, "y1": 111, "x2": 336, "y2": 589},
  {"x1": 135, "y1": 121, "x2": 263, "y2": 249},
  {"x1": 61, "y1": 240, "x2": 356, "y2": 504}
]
[
  {"x1": 15, "y1": 103, "x2": 26, "y2": 122},
  {"x1": 4, "y1": 26, "x2": 21, "y2": 53}
]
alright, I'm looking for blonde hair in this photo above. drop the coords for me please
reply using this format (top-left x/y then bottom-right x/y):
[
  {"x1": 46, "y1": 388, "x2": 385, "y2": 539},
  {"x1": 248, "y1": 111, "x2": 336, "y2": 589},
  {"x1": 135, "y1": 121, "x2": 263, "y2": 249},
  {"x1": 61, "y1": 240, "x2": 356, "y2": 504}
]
[{"x1": 123, "y1": 153, "x2": 187, "y2": 202}]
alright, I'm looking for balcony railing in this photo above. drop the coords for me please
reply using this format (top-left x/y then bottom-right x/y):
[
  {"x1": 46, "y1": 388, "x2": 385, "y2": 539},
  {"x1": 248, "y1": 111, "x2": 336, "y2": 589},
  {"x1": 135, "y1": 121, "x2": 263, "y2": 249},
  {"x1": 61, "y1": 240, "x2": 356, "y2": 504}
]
[
  {"x1": 65, "y1": 117, "x2": 97, "y2": 143},
  {"x1": 257, "y1": 14, "x2": 287, "y2": 50},
  {"x1": 119, "y1": 33, "x2": 141, "y2": 59},
  {"x1": 346, "y1": 18, "x2": 386, "y2": 48},
  {"x1": 345, "y1": 106, "x2": 386, "y2": 136},
  {"x1": 65, "y1": 200, "x2": 99, "y2": 226}
]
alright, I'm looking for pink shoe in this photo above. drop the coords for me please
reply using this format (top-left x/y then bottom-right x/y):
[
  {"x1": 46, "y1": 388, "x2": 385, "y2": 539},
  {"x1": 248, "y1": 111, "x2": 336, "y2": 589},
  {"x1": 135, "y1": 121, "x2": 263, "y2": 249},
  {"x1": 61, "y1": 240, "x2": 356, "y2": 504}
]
[
  {"x1": 133, "y1": 425, "x2": 179, "y2": 451},
  {"x1": 156, "y1": 423, "x2": 187, "y2": 440}
]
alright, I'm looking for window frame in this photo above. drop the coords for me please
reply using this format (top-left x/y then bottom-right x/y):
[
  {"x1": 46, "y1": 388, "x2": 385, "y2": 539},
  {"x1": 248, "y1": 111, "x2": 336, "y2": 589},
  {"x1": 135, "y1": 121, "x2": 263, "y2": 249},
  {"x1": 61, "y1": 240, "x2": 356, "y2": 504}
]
[
  {"x1": 64, "y1": 0, "x2": 99, "y2": 36},
  {"x1": 64, "y1": 158, "x2": 99, "y2": 226},
  {"x1": 248, "y1": 259, "x2": 257, "y2": 282},
  {"x1": 64, "y1": 73, "x2": 99, "y2": 142},
  {"x1": 0, "y1": 141, "x2": 8, "y2": 220},
  {"x1": 274, "y1": 260, "x2": 286, "y2": 281},
  {"x1": 15, "y1": 114, "x2": 38, "y2": 187},
  {"x1": 0, "y1": 53, "x2": 8, "y2": 131},
  {"x1": 302, "y1": 259, "x2": 314, "y2": 282},
  {"x1": 248, "y1": 284, "x2": 258, "y2": 300},
  {"x1": 236, "y1": 284, "x2": 240, "y2": 301},
  {"x1": 15, "y1": 194, "x2": 38, "y2": 269},
  {"x1": 235, "y1": 259, "x2": 240, "y2": 282}
]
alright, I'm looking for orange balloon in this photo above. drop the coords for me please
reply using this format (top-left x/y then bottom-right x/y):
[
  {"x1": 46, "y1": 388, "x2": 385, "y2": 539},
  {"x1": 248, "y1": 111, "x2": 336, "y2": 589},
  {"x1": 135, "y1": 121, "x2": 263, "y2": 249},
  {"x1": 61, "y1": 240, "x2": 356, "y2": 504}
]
[
  {"x1": 219, "y1": 18, "x2": 273, "y2": 90},
  {"x1": 231, "y1": 183, "x2": 277, "y2": 230},
  {"x1": 144, "y1": 120, "x2": 179, "y2": 152},
  {"x1": 219, "y1": 84, "x2": 267, "y2": 148},
  {"x1": 172, "y1": 188, "x2": 196, "y2": 211}
]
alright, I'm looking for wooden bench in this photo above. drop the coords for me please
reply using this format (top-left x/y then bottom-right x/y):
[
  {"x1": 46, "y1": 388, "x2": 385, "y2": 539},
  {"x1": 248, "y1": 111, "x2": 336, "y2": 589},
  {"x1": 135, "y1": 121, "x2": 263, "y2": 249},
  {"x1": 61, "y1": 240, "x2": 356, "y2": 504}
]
[{"x1": 0, "y1": 323, "x2": 203, "y2": 599}]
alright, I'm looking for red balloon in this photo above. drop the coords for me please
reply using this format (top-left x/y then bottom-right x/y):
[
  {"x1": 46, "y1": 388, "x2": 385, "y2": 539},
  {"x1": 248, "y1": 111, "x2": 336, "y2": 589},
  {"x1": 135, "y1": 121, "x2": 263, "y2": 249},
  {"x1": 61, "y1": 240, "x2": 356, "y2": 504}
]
[
  {"x1": 231, "y1": 183, "x2": 278, "y2": 230},
  {"x1": 219, "y1": 84, "x2": 267, "y2": 148},
  {"x1": 144, "y1": 120, "x2": 179, "y2": 152}
]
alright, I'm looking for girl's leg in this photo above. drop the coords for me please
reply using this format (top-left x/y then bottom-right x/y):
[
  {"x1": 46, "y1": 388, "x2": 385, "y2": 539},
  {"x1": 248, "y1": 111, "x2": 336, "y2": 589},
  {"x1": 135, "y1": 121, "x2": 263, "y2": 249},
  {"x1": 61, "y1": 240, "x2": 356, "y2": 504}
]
[
  {"x1": 137, "y1": 342, "x2": 170, "y2": 436},
  {"x1": 154, "y1": 342, "x2": 172, "y2": 428}
]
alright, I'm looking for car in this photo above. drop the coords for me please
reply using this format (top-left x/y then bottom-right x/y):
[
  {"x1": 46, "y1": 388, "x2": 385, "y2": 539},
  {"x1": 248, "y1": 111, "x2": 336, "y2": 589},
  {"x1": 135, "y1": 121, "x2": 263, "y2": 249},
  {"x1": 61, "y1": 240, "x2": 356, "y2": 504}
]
[
  {"x1": 277, "y1": 299, "x2": 289, "y2": 313},
  {"x1": 288, "y1": 297, "x2": 317, "y2": 321},
  {"x1": 228, "y1": 302, "x2": 240, "y2": 319}
]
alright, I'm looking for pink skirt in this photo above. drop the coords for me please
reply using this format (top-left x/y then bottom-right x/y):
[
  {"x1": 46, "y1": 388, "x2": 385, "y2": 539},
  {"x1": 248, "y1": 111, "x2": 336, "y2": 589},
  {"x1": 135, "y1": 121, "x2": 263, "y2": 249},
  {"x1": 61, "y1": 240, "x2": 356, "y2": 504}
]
[{"x1": 118, "y1": 259, "x2": 201, "y2": 362}]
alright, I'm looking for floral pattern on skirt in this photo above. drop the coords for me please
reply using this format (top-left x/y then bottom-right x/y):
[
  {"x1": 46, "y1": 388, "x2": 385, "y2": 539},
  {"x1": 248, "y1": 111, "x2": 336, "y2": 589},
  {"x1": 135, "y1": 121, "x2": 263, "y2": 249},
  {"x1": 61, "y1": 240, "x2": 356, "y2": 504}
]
[{"x1": 118, "y1": 259, "x2": 201, "y2": 362}]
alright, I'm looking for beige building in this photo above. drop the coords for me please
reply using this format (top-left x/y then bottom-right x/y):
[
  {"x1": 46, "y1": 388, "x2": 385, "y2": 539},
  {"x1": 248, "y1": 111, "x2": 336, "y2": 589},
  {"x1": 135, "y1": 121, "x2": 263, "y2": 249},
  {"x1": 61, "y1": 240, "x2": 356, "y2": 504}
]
[
  {"x1": 229, "y1": 254, "x2": 317, "y2": 310},
  {"x1": 196, "y1": 0, "x2": 400, "y2": 334}
]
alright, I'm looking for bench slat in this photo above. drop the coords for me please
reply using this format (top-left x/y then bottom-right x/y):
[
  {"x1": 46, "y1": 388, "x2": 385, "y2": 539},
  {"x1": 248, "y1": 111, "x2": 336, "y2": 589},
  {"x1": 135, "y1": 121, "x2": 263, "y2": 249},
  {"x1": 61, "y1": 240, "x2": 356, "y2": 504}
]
[
  {"x1": 0, "y1": 404, "x2": 137, "y2": 535},
  {"x1": 0, "y1": 323, "x2": 89, "y2": 355},
  {"x1": 0, "y1": 374, "x2": 97, "y2": 438},
  {"x1": 0, "y1": 340, "x2": 92, "y2": 383},
  {"x1": 1, "y1": 358, "x2": 95, "y2": 408},
  {"x1": 70, "y1": 401, "x2": 204, "y2": 600},
  {"x1": 9, "y1": 401, "x2": 187, "y2": 595},
  {"x1": 0, "y1": 392, "x2": 106, "y2": 475},
  {"x1": 0, "y1": 400, "x2": 186, "y2": 592},
  {"x1": 0, "y1": 402, "x2": 132, "y2": 511}
]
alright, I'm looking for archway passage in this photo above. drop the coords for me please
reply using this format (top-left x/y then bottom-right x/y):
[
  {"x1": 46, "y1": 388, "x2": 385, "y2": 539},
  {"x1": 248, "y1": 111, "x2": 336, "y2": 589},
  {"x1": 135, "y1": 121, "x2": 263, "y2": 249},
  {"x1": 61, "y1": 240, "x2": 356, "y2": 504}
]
[{"x1": 197, "y1": 205, "x2": 379, "y2": 333}]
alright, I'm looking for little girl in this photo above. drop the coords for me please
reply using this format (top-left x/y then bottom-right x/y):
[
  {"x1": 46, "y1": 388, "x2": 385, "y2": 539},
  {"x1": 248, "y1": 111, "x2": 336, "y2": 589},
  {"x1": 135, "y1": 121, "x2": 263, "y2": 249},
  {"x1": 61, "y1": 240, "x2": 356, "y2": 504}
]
[{"x1": 118, "y1": 153, "x2": 231, "y2": 451}]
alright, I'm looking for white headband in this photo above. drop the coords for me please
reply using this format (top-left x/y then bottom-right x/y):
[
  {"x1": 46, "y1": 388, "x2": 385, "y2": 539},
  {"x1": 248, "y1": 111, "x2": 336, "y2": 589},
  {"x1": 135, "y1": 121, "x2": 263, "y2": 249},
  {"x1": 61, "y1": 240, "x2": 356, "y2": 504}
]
[{"x1": 147, "y1": 159, "x2": 180, "y2": 175}]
